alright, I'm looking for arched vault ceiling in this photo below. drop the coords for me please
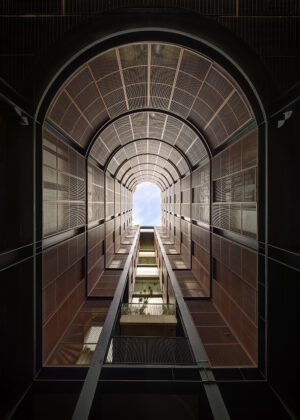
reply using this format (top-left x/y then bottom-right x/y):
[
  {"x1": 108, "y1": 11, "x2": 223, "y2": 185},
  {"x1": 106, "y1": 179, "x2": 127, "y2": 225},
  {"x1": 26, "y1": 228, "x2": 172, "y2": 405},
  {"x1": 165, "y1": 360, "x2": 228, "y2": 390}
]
[
  {"x1": 47, "y1": 42, "x2": 254, "y2": 153},
  {"x1": 122, "y1": 163, "x2": 173, "y2": 186},
  {"x1": 110, "y1": 153, "x2": 180, "y2": 183},
  {"x1": 106, "y1": 138, "x2": 189, "y2": 178},
  {"x1": 130, "y1": 176, "x2": 165, "y2": 192},
  {"x1": 132, "y1": 178, "x2": 164, "y2": 192},
  {"x1": 90, "y1": 111, "x2": 207, "y2": 169},
  {"x1": 126, "y1": 168, "x2": 169, "y2": 189}
]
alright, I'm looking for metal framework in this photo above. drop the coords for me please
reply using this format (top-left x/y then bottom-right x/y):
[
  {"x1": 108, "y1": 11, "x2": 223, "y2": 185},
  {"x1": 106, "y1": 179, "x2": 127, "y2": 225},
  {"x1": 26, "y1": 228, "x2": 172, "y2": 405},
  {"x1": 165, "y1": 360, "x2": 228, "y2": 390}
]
[
  {"x1": 72, "y1": 228, "x2": 140, "y2": 420},
  {"x1": 114, "y1": 153, "x2": 182, "y2": 179},
  {"x1": 126, "y1": 169, "x2": 169, "y2": 190},
  {"x1": 154, "y1": 227, "x2": 230, "y2": 420},
  {"x1": 104, "y1": 136, "x2": 193, "y2": 174},
  {"x1": 121, "y1": 162, "x2": 174, "y2": 184}
]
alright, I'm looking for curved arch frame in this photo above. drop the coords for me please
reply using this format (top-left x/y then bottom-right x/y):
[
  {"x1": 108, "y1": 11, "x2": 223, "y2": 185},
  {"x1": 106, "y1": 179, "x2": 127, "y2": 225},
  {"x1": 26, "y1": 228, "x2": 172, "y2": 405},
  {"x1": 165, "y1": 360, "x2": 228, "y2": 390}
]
[
  {"x1": 123, "y1": 167, "x2": 171, "y2": 188},
  {"x1": 130, "y1": 176, "x2": 165, "y2": 192},
  {"x1": 125, "y1": 169, "x2": 169, "y2": 190},
  {"x1": 113, "y1": 153, "x2": 184, "y2": 179},
  {"x1": 35, "y1": 11, "x2": 269, "y2": 387},
  {"x1": 131, "y1": 177, "x2": 165, "y2": 192},
  {"x1": 102, "y1": 133, "x2": 196, "y2": 173},
  {"x1": 106, "y1": 138, "x2": 191, "y2": 177},
  {"x1": 121, "y1": 163, "x2": 174, "y2": 185}
]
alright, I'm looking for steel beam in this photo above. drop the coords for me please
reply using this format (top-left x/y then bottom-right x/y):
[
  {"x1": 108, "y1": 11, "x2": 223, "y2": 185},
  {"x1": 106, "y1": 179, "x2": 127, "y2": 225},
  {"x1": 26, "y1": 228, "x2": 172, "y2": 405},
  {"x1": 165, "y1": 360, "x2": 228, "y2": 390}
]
[
  {"x1": 154, "y1": 227, "x2": 231, "y2": 420},
  {"x1": 72, "y1": 228, "x2": 140, "y2": 420}
]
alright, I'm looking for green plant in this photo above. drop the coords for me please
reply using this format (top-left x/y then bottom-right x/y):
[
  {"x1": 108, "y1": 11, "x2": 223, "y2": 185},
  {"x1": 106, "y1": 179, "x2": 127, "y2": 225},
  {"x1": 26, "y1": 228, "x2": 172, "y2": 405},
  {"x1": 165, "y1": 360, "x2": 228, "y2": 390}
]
[
  {"x1": 162, "y1": 305, "x2": 173, "y2": 315},
  {"x1": 122, "y1": 306, "x2": 132, "y2": 315},
  {"x1": 147, "y1": 285, "x2": 153, "y2": 297}
]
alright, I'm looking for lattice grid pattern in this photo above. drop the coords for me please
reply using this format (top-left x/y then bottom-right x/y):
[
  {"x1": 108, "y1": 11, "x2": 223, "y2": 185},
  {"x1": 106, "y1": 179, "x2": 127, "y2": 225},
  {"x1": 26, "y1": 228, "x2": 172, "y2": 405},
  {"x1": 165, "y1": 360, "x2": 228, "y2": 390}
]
[
  {"x1": 47, "y1": 42, "x2": 254, "y2": 190},
  {"x1": 48, "y1": 43, "x2": 253, "y2": 152}
]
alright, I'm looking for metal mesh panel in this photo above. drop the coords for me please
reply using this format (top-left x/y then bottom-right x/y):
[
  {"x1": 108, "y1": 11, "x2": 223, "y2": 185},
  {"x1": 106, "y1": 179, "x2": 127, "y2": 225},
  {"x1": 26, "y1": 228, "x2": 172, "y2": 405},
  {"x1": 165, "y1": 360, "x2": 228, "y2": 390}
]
[
  {"x1": 43, "y1": 236, "x2": 86, "y2": 362},
  {"x1": 92, "y1": 110, "x2": 207, "y2": 177},
  {"x1": 88, "y1": 161, "x2": 104, "y2": 223},
  {"x1": 212, "y1": 232, "x2": 258, "y2": 363},
  {"x1": 123, "y1": 163, "x2": 172, "y2": 185},
  {"x1": 212, "y1": 129, "x2": 258, "y2": 239},
  {"x1": 43, "y1": 128, "x2": 86, "y2": 237},
  {"x1": 47, "y1": 42, "x2": 254, "y2": 154},
  {"x1": 106, "y1": 336, "x2": 195, "y2": 365}
]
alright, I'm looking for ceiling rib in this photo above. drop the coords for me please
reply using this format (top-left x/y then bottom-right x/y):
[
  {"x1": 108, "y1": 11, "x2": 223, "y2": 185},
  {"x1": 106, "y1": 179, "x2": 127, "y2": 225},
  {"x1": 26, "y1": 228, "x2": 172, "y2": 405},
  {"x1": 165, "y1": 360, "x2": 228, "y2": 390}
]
[
  {"x1": 129, "y1": 176, "x2": 165, "y2": 192},
  {"x1": 46, "y1": 42, "x2": 254, "y2": 162},
  {"x1": 104, "y1": 136, "x2": 193, "y2": 174},
  {"x1": 114, "y1": 153, "x2": 181, "y2": 179},
  {"x1": 125, "y1": 170, "x2": 169, "y2": 189},
  {"x1": 121, "y1": 163, "x2": 174, "y2": 184}
]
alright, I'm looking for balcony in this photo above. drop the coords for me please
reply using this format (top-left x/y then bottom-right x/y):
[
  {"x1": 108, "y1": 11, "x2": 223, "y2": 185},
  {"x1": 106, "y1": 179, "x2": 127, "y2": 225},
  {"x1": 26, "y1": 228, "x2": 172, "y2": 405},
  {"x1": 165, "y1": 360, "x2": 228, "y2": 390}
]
[{"x1": 120, "y1": 303, "x2": 177, "y2": 336}]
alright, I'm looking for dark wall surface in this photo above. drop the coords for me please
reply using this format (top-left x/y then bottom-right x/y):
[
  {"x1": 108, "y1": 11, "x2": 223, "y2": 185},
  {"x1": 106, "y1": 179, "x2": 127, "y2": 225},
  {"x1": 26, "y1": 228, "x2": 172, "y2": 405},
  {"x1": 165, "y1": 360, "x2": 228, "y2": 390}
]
[
  {"x1": 266, "y1": 91, "x2": 300, "y2": 419},
  {"x1": 0, "y1": 2, "x2": 299, "y2": 419},
  {"x1": 0, "y1": 100, "x2": 36, "y2": 417},
  {"x1": 0, "y1": 0, "x2": 299, "y2": 96}
]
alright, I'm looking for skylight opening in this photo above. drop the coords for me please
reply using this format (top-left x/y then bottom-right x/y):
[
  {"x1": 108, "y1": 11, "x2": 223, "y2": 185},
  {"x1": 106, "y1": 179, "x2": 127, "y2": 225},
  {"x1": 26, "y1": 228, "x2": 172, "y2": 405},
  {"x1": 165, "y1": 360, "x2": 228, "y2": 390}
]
[{"x1": 132, "y1": 182, "x2": 161, "y2": 227}]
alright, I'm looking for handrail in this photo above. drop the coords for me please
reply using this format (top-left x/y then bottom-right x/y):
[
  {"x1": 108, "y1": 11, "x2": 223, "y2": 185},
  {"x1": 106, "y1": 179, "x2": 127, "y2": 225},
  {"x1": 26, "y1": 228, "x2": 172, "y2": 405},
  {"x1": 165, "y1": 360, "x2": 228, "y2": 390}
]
[
  {"x1": 154, "y1": 227, "x2": 230, "y2": 420},
  {"x1": 72, "y1": 228, "x2": 140, "y2": 420}
]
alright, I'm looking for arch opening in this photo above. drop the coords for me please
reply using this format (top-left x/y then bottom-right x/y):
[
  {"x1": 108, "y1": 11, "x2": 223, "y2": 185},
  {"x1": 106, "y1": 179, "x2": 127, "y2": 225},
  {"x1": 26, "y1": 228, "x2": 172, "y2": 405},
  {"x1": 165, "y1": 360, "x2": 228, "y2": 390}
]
[
  {"x1": 41, "y1": 36, "x2": 261, "y2": 372},
  {"x1": 132, "y1": 182, "x2": 162, "y2": 227}
]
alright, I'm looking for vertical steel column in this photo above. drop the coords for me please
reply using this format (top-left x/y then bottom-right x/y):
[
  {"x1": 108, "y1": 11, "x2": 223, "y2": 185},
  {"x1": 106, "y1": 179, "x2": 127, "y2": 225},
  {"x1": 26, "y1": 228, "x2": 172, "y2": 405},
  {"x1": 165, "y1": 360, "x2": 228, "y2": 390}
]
[
  {"x1": 84, "y1": 158, "x2": 88, "y2": 297},
  {"x1": 72, "y1": 228, "x2": 140, "y2": 420},
  {"x1": 209, "y1": 156, "x2": 213, "y2": 299},
  {"x1": 154, "y1": 227, "x2": 230, "y2": 420}
]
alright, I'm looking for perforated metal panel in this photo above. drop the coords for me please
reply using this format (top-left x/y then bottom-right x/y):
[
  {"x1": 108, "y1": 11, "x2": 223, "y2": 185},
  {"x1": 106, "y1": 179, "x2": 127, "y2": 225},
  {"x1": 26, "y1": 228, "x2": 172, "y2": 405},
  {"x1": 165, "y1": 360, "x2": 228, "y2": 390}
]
[
  {"x1": 43, "y1": 233, "x2": 85, "y2": 362},
  {"x1": 88, "y1": 161, "x2": 104, "y2": 223},
  {"x1": 212, "y1": 129, "x2": 258, "y2": 239},
  {"x1": 90, "y1": 110, "x2": 207, "y2": 186},
  {"x1": 47, "y1": 42, "x2": 254, "y2": 153},
  {"x1": 212, "y1": 233, "x2": 258, "y2": 363},
  {"x1": 43, "y1": 128, "x2": 86, "y2": 237},
  {"x1": 192, "y1": 162, "x2": 210, "y2": 225}
]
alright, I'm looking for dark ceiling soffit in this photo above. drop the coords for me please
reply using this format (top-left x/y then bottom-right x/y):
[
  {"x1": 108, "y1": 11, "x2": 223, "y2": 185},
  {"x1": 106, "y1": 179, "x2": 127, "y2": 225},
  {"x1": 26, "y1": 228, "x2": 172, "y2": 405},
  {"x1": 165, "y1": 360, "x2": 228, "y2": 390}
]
[
  {"x1": 191, "y1": 156, "x2": 210, "y2": 172},
  {"x1": 35, "y1": 18, "x2": 267, "y2": 134},
  {"x1": 0, "y1": 77, "x2": 33, "y2": 119},
  {"x1": 114, "y1": 153, "x2": 182, "y2": 179},
  {"x1": 42, "y1": 227, "x2": 85, "y2": 250},
  {"x1": 212, "y1": 119, "x2": 257, "y2": 157},
  {"x1": 121, "y1": 162, "x2": 174, "y2": 184},
  {"x1": 44, "y1": 118, "x2": 86, "y2": 156},
  {"x1": 87, "y1": 155, "x2": 105, "y2": 172},
  {"x1": 86, "y1": 109, "x2": 211, "y2": 161},
  {"x1": 125, "y1": 169, "x2": 169, "y2": 189},
  {"x1": 213, "y1": 227, "x2": 258, "y2": 251}
]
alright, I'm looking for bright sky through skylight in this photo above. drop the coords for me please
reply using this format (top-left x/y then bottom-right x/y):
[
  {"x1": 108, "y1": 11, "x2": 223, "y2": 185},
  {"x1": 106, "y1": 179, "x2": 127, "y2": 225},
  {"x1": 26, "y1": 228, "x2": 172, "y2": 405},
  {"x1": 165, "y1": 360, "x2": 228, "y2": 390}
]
[{"x1": 132, "y1": 182, "x2": 161, "y2": 226}]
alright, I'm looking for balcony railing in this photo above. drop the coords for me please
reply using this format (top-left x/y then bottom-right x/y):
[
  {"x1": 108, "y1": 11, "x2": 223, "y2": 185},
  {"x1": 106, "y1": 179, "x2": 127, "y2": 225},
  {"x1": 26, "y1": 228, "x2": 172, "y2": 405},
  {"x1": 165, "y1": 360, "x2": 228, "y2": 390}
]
[{"x1": 121, "y1": 303, "x2": 176, "y2": 316}]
